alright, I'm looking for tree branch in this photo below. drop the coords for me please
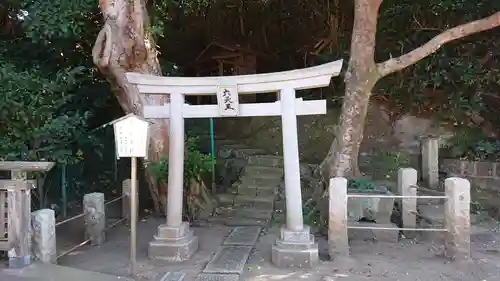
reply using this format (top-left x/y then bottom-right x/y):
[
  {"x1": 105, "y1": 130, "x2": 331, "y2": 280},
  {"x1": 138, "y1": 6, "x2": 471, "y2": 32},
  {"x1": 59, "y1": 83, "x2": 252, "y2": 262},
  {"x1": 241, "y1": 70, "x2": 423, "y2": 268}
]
[{"x1": 377, "y1": 11, "x2": 500, "y2": 77}]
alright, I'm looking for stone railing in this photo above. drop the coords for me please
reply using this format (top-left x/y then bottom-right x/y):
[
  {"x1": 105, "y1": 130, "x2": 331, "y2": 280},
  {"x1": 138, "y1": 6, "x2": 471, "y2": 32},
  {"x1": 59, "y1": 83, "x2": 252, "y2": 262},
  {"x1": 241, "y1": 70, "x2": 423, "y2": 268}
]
[
  {"x1": 30, "y1": 179, "x2": 135, "y2": 264},
  {"x1": 328, "y1": 168, "x2": 471, "y2": 261}
]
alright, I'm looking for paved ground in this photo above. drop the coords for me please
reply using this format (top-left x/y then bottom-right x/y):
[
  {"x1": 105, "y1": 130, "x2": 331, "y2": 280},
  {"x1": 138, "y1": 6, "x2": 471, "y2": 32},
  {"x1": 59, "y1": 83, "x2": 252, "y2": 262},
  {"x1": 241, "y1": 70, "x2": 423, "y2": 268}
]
[
  {"x1": 0, "y1": 263, "x2": 134, "y2": 281},
  {"x1": 244, "y1": 225, "x2": 500, "y2": 281},
  {"x1": 1, "y1": 215, "x2": 500, "y2": 281}
]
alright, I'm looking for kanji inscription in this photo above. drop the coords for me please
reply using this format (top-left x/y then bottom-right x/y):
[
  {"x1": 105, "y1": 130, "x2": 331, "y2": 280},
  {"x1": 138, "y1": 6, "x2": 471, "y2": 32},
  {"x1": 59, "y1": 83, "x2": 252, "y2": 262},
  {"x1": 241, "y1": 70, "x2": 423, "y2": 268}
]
[{"x1": 217, "y1": 85, "x2": 239, "y2": 116}]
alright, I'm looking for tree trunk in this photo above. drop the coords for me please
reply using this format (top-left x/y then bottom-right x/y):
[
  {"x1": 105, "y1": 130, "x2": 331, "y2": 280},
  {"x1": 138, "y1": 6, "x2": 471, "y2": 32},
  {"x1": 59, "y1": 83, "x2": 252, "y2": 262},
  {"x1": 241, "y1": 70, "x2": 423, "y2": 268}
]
[
  {"x1": 319, "y1": 0, "x2": 381, "y2": 181},
  {"x1": 320, "y1": 0, "x2": 500, "y2": 182},
  {"x1": 92, "y1": 0, "x2": 169, "y2": 213}
]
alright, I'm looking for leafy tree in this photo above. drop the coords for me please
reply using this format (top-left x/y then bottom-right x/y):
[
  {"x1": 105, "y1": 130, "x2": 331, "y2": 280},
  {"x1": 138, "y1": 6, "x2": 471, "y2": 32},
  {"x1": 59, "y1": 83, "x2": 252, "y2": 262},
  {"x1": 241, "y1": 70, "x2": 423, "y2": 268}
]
[
  {"x1": 318, "y1": 0, "x2": 500, "y2": 182},
  {"x1": 0, "y1": 62, "x2": 92, "y2": 163},
  {"x1": 0, "y1": 0, "x2": 114, "y2": 208}
]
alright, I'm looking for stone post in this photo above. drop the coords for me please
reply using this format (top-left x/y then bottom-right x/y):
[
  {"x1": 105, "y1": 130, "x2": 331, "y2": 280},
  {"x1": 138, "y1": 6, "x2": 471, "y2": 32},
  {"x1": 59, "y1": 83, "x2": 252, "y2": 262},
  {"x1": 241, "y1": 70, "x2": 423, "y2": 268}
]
[
  {"x1": 148, "y1": 92, "x2": 198, "y2": 262},
  {"x1": 328, "y1": 177, "x2": 349, "y2": 258},
  {"x1": 421, "y1": 137, "x2": 439, "y2": 190},
  {"x1": 7, "y1": 171, "x2": 31, "y2": 268},
  {"x1": 271, "y1": 88, "x2": 318, "y2": 268},
  {"x1": 397, "y1": 168, "x2": 417, "y2": 237},
  {"x1": 121, "y1": 179, "x2": 138, "y2": 224},
  {"x1": 83, "y1": 192, "x2": 106, "y2": 246},
  {"x1": 31, "y1": 209, "x2": 56, "y2": 264},
  {"x1": 444, "y1": 177, "x2": 470, "y2": 260}
]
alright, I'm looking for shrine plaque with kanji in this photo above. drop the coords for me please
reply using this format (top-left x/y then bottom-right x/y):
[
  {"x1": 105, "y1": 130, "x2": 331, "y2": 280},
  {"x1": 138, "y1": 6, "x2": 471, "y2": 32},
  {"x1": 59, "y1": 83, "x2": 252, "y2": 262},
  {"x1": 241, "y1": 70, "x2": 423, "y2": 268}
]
[
  {"x1": 112, "y1": 114, "x2": 150, "y2": 159},
  {"x1": 216, "y1": 85, "x2": 240, "y2": 116}
]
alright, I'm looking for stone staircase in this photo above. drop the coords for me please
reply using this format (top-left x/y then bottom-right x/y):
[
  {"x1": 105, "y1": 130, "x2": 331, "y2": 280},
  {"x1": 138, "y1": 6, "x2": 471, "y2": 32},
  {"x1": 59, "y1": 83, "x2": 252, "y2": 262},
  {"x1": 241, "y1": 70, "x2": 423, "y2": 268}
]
[{"x1": 211, "y1": 152, "x2": 284, "y2": 227}]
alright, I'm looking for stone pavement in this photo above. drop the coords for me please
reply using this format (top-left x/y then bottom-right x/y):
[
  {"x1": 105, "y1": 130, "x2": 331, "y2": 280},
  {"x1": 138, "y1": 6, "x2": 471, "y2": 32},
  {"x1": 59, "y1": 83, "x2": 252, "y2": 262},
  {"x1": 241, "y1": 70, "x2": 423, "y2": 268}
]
[
  {"x1": 194, "y1": 226, "x2": 261, "y2": 281},
  {"x1": 154, "y1": 226, "x2": 261, "y2": 281}
]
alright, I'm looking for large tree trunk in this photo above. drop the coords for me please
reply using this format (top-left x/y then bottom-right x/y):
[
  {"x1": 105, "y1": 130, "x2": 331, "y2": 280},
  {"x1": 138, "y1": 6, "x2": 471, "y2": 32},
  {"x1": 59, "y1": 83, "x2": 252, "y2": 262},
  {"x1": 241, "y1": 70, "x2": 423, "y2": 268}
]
[
  {"x1": 319, "y1": 0, "x2": 500, "y2": 182},
  {"x1": 319, "y1": 0, "x2": 381, "y2": 180},
  {"x1": 92, "y1": 0, "x2": 169, "y2": 213}
]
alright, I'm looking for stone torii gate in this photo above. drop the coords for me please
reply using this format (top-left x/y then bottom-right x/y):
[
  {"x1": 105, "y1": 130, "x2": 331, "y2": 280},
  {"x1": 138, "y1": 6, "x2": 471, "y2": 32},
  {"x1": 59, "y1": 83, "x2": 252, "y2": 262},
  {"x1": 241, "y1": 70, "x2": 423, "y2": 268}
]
[{"x1": 125, "y1": 59, "x2": 342, "y2": 267}]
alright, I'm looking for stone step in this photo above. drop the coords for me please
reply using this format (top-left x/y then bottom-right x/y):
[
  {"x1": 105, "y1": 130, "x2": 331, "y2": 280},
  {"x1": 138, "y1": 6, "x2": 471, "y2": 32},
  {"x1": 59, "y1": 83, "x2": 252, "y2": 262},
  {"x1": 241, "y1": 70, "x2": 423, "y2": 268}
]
[
  {"x1": 216, "y1": 193, "x2": 236, "y2": 206},
  {"x1": 243, "y1": 165, "x2": 283, "y2": 178},
  {"x1": 247, "y1": 155, "x2": 284, "y2": 167},
  {"x1": 217, "y1": 193, "x2": 275, "y2": 208},
  {"x1": 217, "y1": 208, "x2": 273, "y2": 220},
  {"x1": 244, "y1": 171, "x2": 282, "y2": 180},
  {"x1": 231, "y1": 148, "x2": 267, "y2": 158},
  {"x1": 218, "y1": 144, "x2": 251, "y2": 158},
  {"x1": 235, "y1": 185, "x2": 258, "y2": 196},
  {"x1": 234, "y1": 194, "x2": 275, "y2": 205},
  {"x1": 240, "y1": 176, "x2": 282, "y2": 187},
  {"x1": 236, "y1": 185, "x2": 276, "y2": 197},
  {"x1": 234, "y1": 182, "x2": 276, "y2": 192}
]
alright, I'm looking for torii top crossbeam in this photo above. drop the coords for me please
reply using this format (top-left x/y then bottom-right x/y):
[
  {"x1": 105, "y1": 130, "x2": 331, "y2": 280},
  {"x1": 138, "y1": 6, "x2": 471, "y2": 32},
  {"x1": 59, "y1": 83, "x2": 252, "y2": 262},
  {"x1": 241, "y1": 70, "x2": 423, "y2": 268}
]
[{"x1": 125, "y1": 60, "x2": 342, "y2": 95}]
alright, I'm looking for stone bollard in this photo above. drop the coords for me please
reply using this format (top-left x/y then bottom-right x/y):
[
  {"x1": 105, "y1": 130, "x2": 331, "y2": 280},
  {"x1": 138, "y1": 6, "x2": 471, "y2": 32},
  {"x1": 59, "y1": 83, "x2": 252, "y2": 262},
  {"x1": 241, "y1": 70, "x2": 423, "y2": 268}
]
[
  {"x1": 83, "y1": 192, "x2": 106, "y2": 246},
  {"x1": 397, "y1": 168, "x2": 417, "y2": 237},
  {"x1": 421, "y1": 137, "x2": 439, "y2": 190},
  {"x1": 444, "y1": 177, "x2": 471, "y2": 260},
  {"x1": 328, "y1": 177, "x2": 349, "y2": 259},
  {"x1": 122, "y1": 179, "x2": 138, "y2": 225},
  {"x1": 31, "y1": 209, "x2": 56, "y2": 264}
]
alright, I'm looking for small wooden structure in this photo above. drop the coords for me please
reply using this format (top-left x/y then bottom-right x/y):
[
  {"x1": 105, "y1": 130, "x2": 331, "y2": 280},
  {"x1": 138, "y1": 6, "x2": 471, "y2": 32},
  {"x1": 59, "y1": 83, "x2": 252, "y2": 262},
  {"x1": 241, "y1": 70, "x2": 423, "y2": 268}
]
[
  {"x1": 0, "y1": 161, "x2": 54, "y2": 268},
  {"x1": 298, "y1": 37, "x2": 334, "y2": 67},
  {"x1": 189, "y1": 41, "x2": 267, "y2": 104},
  {"x1": 192, "y1": 41, "x2": 264, "y2": 76}
]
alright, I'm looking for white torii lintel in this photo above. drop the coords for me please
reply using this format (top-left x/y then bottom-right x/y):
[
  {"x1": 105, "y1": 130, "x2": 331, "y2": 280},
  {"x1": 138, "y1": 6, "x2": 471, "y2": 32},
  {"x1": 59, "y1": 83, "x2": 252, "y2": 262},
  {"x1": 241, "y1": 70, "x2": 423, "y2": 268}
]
[
  {"x1": 126, "y1": 60, "x2": 343, "y2": 265},
  {"x1": 125, "y1": 59, "x2": 342, "y2": 95},
  {"x1": 144, "y1": 98, "x2": 326, "y2": 119}
]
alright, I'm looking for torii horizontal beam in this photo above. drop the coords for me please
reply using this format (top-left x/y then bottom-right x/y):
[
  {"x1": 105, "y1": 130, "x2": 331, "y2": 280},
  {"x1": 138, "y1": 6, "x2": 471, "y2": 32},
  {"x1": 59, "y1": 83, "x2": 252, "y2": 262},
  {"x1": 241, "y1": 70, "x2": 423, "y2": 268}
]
[
  {"x1": 144, "y1": 98, "x2": 326, "y2": 119},
  {"x1": 125, "y1": 60, "x2": 343, "y2": 95}
]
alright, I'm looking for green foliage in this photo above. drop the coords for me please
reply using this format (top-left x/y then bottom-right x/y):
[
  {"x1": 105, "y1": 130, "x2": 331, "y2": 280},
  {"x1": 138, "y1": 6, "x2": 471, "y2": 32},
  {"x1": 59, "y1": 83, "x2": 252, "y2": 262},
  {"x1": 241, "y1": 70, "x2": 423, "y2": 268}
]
[
  {"x1": 0, "y1": 62, "x2": 95, "y2": 164},
  {"x1": 148, "y1": 136, "x2": 214, "y2": 220},
  {"x1": 367, "y1": 151, "x2": 411, "y2": 179},
  {"x1": 444, "y1": 128, "x2": 500, "y2": 160},
  {"x1": 348, "y1": 178, "x2": 376, "y2": 191},
  {"x1": 1, "y1": 0, "x2": 121, "y2": 211},
  {"x1": 148, "y1": 136, "x2": 214, "y2": 184},
  {"x1": 470, "y1": 199, "x2": 484, "y2": 214},
  {"x1": 20, "y1": 0, "x2": 96, "y2": 42},
  {"x1": 377, "y1": 0, "x2": 500, "y2": 130}
]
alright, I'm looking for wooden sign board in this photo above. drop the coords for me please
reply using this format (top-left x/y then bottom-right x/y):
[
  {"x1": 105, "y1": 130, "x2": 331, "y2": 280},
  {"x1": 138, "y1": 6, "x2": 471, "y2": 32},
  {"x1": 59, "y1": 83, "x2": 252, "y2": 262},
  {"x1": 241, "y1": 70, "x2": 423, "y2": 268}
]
[
  {"x1": 111, "y1": 114, "x2": 150, "y2": 159},
  {"x1": 216, "y1": 85, "x2": 239, "y2": 117}
]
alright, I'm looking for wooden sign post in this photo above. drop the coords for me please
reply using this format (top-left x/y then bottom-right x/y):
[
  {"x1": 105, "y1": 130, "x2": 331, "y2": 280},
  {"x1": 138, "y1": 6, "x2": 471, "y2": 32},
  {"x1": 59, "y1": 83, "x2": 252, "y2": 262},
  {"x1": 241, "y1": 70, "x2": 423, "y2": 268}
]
[{"x1": 110, "y1": 113, "x2": 150, "y2": 276}]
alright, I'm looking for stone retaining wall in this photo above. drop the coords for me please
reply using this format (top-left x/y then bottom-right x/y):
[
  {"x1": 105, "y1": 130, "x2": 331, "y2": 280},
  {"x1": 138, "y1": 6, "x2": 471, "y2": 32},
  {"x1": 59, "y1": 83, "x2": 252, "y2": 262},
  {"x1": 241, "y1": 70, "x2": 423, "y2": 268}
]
[
  {"x1": 441, "y1": 159, "x2": 500, "y2": 179},
  {"x1": 441, "y1": 159, "x2": 500, "y2": 196}
]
